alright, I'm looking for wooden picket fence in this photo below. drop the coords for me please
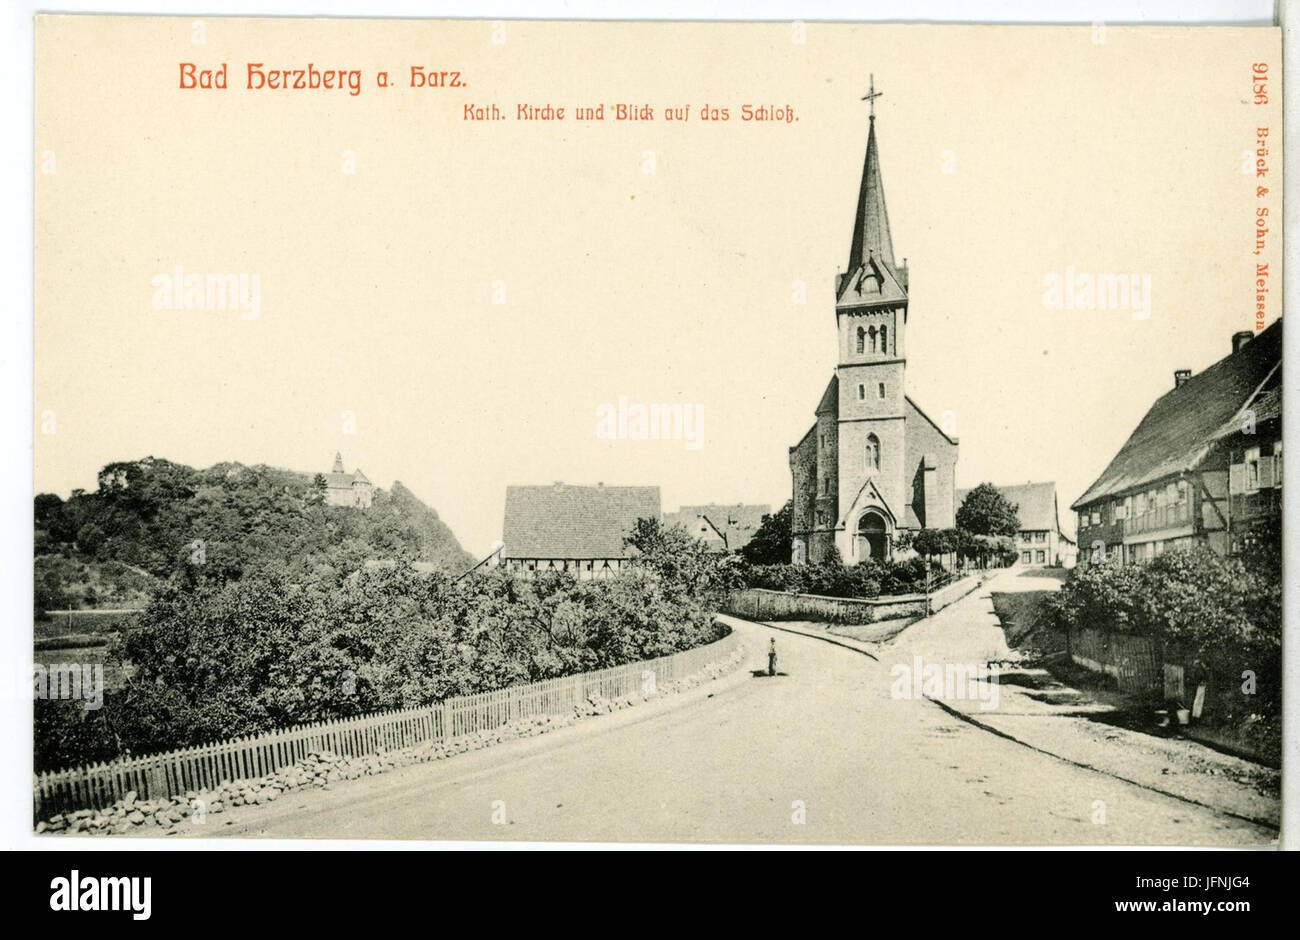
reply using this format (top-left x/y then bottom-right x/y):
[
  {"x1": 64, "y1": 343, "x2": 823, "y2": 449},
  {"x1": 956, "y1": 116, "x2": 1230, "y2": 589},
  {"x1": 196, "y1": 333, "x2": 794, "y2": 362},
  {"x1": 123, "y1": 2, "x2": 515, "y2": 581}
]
[
  {"x1": 34, "y1": 627, "x2": 741, "y2": 820},
  {"x1": 1067, "y1": 626, "x2": 1163, "y2": 695}
]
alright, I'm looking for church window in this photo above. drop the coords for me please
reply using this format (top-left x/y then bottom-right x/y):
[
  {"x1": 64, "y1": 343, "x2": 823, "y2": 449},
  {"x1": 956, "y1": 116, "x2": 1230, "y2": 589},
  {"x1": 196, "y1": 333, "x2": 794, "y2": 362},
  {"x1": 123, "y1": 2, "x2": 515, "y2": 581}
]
[
  {"x1": 865, "y1": 433, "x2": 881, "y2": 471},
  {"x1": 880, "y1": 324, "x2": 888, "y2": 354},
  {"x1": 868, "y1": 326, "x2": 878, "y2": 353},
  {"x1": 856, "y1": 326, "x2": 865, "y2": 354},
  {"x1": 877, "y1": 382, "x2": 886, "y2": 400},
  {"x1": 857, "y1": 384, "x2": 865, "y2": 401}
]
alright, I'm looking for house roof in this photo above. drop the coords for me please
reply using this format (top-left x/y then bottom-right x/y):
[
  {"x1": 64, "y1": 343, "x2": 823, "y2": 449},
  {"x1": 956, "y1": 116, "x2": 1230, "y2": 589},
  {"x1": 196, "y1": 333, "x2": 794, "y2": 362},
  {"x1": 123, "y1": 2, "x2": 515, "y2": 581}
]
[
  {"x1": 957, "y1": 482, "x2": 1063, "y2": 533},
  {"x1": 1071, "y1": 320, "x2": 1282, "y2": 509},
  {"x1": 502, "y1": 483, "x2": 661, "y2": 559},
  {"x1": 664, "y1": 503, "x2": 771, "y2": 551}
]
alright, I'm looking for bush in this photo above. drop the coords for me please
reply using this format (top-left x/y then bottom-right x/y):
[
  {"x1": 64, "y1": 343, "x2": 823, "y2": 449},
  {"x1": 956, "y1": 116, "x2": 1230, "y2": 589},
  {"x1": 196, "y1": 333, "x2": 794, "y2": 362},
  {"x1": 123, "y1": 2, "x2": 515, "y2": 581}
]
[
  {"x1": 1046, "y1": 547, "x2": 1281, "y2": 717},
  {"x1": 735, "y1": 556, "x2": 934, "y2": 600},
  {"x1": 35, "y1": 549, "x2": 730, "y2": 772}
]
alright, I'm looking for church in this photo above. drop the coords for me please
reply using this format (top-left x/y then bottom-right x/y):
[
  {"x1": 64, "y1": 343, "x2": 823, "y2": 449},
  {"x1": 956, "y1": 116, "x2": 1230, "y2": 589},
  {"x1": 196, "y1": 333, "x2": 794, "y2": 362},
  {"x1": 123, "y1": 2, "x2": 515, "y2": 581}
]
[{"x1": 789, "y1": 85, "x2": 958, "y2": 564}]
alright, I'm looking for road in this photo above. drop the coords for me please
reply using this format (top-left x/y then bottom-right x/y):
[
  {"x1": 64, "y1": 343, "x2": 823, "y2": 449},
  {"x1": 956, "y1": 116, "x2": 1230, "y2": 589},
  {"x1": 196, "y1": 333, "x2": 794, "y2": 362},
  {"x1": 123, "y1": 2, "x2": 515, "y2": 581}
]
[{"x1": 201, "y1": 598, "x2": 1275, "y2": 845}]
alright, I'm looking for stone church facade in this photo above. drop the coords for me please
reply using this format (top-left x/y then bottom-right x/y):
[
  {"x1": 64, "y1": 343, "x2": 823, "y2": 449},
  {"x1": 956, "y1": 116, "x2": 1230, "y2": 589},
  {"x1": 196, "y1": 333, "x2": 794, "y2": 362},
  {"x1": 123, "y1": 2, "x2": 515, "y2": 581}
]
[{"x1": 790, "y1": 101, "x2": 958, "y2": 564}]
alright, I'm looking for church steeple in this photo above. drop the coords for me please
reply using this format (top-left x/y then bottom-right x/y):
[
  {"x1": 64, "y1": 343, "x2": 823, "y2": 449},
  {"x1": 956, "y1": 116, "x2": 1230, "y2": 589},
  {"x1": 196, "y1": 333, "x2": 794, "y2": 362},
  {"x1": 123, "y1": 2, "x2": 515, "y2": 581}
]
[
  {"x1": 332, "y1": 452, "x2": 345, "y2": 474},
  {"x1": 847, "y1": 77, "x2": 895, "y2": 273}
]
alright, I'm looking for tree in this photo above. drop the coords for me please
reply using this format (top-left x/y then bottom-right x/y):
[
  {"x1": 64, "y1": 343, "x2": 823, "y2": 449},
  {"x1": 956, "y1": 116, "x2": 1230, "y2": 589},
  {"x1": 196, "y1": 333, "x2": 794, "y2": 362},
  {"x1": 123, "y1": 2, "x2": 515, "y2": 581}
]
[
  {"x1": 740, "y1": 500, "x2": 792, "y2": 565},
  {"x1": 307, "y1": 473, "x2": 328, "y2": 506},
  {"x1": 624, "y1": 516, "x2": 736, "y2": 601},
  {"x1": 956, "y1": 483, "x2": 1020, "y2": 537},
  {"x1": 911, "y1": 527, "x2": 954, "y2": 563}
]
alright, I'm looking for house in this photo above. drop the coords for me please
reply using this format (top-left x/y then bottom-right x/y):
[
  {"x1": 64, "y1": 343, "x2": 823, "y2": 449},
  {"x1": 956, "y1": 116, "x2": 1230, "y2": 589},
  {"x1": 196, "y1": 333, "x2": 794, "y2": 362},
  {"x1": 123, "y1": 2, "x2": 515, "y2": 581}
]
[
  {"x1": 501, "y1": 482, "x2": 661, "y2": 578},
  {"x1": 323, "y1": 452, "x2": 373, "y2": 508},
  {"x1": 789, "y1": 91, "x2": 959, "y2": 564},
  {"x1": 1071, "y1": 321, "x2": 1281, "y2": 565},
  {"x1": 663, "y1": 503, "x2": 771, "y2": 553},
  {"x1": 956, "y1": 482, "x2": 1076, "y2": 567}
]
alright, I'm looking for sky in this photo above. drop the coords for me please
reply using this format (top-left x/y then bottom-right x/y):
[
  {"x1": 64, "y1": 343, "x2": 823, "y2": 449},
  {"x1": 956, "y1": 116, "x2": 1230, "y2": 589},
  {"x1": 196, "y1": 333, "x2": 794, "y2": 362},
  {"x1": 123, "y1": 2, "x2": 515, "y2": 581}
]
[{"x1": 34, "y1": 18, "x2": 1282, "y2": 556}]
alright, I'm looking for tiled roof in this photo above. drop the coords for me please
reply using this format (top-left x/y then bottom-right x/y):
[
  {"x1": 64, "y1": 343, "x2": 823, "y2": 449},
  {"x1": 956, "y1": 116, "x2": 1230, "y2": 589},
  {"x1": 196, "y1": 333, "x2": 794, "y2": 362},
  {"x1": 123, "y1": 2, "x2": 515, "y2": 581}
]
[
  {"x1": 665, "y1": 503, "x2": 771, "y2": 551},
  {"x1": 503, "y1": 483, "x2": 661, "y2": 559},
  {"x1": 1071, "y1": 320, "x2": 1282, "y2": 508},
  {"x1": 957, "y1": 482, "x2": 1062, "y2": 533}
]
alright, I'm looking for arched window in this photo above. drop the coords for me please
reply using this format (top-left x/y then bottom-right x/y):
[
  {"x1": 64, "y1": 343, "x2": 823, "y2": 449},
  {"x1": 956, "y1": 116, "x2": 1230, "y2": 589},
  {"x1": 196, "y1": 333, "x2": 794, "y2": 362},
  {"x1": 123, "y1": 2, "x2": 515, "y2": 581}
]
[
  {"x1": 880, "y1": 324, "x2": 888, "y2": 354},
  {"x1": 868, "y1": 326, "x2": 878, "y2": 353},
  {"x1": 856, "y1": 326, "x2": 865, "y2": 354},
  {"x1": 865, "y1": 433, "x2": 880, "y2": 471}
]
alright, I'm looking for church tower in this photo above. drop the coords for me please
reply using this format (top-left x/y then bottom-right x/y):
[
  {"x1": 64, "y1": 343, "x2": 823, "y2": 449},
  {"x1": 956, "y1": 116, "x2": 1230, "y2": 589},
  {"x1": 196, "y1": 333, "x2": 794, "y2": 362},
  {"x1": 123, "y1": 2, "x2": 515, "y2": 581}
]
[
  {"x1": 788, "y1": 79, "x2": 957, "y2": 566},
  {"x1": 832, "y1": 84, "x2": 909, "y2": 562}
]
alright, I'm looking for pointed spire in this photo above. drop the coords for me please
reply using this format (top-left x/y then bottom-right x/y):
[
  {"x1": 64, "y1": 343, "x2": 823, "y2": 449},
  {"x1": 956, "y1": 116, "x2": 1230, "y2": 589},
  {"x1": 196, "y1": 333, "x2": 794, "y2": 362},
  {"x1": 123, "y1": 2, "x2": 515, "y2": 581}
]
[
  {"x1": 332, "y1": 452, "x2": 345, "y2": 474},
  {"x1": 847, "y1": 90, "x2": 895, "y2": 273}
]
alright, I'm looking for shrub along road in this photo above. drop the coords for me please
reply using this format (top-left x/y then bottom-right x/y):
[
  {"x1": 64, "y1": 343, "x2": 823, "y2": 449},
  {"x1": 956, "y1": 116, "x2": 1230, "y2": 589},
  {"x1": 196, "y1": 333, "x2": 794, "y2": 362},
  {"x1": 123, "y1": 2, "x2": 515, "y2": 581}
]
[{"x1": 197, "y1": 612, "x2": 1274, "y2": 845}]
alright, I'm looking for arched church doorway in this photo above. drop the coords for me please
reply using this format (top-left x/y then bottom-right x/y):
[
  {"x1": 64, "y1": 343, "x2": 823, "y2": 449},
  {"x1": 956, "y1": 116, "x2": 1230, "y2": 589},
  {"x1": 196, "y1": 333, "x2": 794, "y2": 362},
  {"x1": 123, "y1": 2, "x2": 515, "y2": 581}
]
[{"x1": 857, "y1": 511, "x2": 889, "y2": 561}]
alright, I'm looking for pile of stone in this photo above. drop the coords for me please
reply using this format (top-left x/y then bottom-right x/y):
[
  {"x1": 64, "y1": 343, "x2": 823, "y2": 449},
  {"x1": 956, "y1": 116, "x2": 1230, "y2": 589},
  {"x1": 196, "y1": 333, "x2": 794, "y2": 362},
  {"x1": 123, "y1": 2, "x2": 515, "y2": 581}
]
[{"x1": 36, "y1": 641, "x2": 745, "y2": 836}]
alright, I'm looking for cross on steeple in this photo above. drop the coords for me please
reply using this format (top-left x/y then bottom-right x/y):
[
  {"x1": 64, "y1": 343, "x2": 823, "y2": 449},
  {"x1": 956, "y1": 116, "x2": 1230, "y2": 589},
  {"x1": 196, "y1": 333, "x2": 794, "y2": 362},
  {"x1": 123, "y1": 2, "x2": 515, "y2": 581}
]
[{"x1": 862, "y1": 74, "x2": 882, "y2": 118}]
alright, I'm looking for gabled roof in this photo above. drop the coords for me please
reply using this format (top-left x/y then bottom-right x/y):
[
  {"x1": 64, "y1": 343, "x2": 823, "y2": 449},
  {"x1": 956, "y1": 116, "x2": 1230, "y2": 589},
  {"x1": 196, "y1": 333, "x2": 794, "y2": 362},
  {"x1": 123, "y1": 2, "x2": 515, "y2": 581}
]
[
  {"x1": 665, "y1": 503, "x2": 771, "y2": 551},
  {"x1": 1071, "y1": 319, "x2": 1282, "y2": 509},
  {"x1": 957, "y1": 482, "x2": 1063, "y2": 533},
  {"x1": 503, "y1": 483, "x2": 661, "y2": 559},
  {"x1": 840, "y1": 476, "x2": 897, "y2": 530},
  {"x1": 836, "y1": 256, "x2": 908, "y2": 309}
]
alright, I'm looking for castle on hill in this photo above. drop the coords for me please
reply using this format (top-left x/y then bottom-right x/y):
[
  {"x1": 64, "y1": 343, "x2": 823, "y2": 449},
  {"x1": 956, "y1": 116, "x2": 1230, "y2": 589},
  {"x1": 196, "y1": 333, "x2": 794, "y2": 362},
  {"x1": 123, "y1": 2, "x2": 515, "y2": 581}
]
[{"x1": 323, "y1": 452, "x2": 373, "y2": 508}]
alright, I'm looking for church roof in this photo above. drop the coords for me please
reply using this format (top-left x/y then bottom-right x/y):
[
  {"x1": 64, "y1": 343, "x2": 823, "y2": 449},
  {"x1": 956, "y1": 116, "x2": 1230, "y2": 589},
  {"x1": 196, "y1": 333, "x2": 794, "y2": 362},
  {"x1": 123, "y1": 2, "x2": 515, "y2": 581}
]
[
  {"x1": 815, "y1": 375, "x2": 839, "y2": 415},
  {"x1": 1071, "y1": 319, "x2": 1282, "y2": 509},
  {"x1": 848, "y1": 116, "x2": 894, "y2": 271},
  {"x1": 836, "y1": 113, "x2": 907, "y2": 310},
  {"x1": 503, "y1": 483, "x2": 661, "y2": 559}
]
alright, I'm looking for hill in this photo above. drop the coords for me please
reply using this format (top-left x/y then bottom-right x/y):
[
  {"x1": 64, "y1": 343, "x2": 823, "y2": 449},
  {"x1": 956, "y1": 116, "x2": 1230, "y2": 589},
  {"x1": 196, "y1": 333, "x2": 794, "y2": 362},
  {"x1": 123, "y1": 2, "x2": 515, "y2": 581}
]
[{"x1": 35, "y1": 457, "x2": 474, "y2": 612}]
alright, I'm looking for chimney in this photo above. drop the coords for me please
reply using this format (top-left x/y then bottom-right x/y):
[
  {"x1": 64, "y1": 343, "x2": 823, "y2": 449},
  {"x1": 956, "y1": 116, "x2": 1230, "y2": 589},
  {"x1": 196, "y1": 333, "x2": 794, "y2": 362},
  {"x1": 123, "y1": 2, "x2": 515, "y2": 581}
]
[
  {"x1": 1174, "y1": 369, "x2": 1191, "y2": 389},
  {"x1": 1232, "y1": 330, "x2": 1254, "y2": 354}
]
